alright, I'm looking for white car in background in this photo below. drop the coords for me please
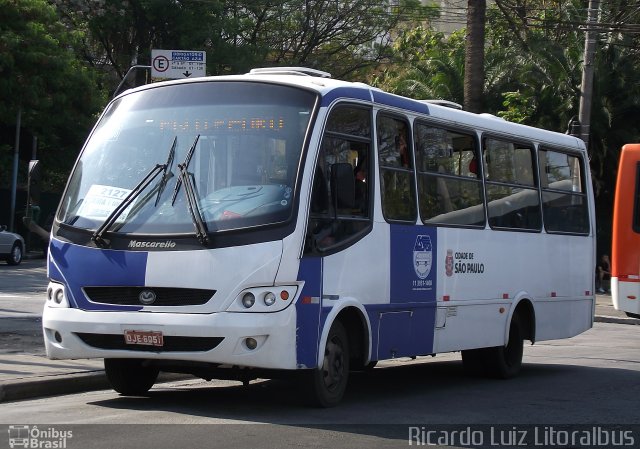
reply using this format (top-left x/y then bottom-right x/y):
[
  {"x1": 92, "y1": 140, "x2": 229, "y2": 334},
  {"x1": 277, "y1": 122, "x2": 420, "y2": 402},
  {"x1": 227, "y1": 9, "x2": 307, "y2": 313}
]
[{"x1": 0, "y1": 225, "x2": 24, "y2": 265}]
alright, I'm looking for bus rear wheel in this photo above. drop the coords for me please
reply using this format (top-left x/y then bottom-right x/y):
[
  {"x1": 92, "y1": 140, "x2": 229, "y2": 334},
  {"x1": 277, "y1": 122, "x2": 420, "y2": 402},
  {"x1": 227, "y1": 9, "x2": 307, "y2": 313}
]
[
  {"x1": 462, "y1": 314, "x2": 524, "y2": 379},
  {"x1": 305, "y1": 320, "x2": 350, "y2": 407},
  {"x1": 104, "y1": 358, "x2": 159, "y2": 396}
]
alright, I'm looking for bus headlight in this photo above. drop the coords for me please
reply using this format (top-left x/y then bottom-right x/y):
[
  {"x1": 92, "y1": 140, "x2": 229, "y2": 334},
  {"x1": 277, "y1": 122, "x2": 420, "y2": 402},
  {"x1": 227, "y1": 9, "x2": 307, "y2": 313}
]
[
  {"x1": 263, "y1": 292, "x2": 276, "y2": 306},
  {"x1": 46, "y1": 282, "x2": 69, "y2": 308},
  {"x1": 242, "y1": 292, "x2": 256, "y2": 308},
  {"x1": 228, "y1": 286, "x2": 298, "y2": 312},
  {"x1": 54, "y1": 289, "x2": 64, "y2": 304}
]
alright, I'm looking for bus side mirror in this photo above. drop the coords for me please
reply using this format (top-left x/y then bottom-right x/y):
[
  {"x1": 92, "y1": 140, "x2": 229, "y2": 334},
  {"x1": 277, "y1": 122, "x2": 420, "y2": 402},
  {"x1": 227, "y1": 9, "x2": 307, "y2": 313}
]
[{"x1": 331, "y1": 162, "x2": 355, "y2": 210}]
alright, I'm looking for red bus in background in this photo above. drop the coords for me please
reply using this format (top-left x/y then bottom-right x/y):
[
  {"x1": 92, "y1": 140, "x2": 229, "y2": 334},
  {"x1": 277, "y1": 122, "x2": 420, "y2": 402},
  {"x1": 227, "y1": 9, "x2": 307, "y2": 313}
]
[{"x1": 612, "y1": 143, "x2": 640, "y2": 318}]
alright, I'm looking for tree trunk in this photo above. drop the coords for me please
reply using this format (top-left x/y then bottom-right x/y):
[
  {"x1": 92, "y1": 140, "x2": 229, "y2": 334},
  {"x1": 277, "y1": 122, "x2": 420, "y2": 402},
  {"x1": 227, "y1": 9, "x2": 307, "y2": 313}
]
[{"x1": 464, "y1": 0, "x2": 486, "y2": 113}]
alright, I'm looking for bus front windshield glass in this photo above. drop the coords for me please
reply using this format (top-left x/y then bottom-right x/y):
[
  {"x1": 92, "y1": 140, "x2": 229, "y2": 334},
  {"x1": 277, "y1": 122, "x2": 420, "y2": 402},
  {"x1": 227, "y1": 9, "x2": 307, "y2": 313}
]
[{"x1": 58, "y1": 82, "x2": 316, "y2": 235}]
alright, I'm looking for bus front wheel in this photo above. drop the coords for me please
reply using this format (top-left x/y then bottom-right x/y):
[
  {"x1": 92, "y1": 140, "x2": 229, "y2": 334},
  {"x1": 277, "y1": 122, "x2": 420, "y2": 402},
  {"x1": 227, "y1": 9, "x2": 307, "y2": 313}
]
[
  {"x1": 462, "y1": 314, "x2": 524, "y2": 379},
  {"x1": 104, "y1": 358, "x2": 159, "y2": 396},
  {"x1": 305, "y1": 320, "x2": 350, "y2": 407}
]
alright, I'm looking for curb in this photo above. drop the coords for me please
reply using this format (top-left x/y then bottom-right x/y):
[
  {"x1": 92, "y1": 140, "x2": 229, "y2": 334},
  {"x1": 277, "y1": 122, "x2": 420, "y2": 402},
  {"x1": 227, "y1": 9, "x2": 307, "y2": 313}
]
[
  {"x1": 594, "y1": 315, "x2": 640, "y2": 325},
  {"x1": 0, "y1": 371, "x2": 191, "y2": 403},
  {"x1": 0, "y1": 371, "x2": 108, "y2": 403}
]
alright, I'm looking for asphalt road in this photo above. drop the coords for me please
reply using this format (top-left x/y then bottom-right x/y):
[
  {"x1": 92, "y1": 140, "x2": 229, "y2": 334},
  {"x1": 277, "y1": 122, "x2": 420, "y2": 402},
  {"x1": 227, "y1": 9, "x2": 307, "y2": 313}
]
[
  {"x1": 0, "y1": 258, "x2": 47, "y2": 355},
  {"x1": 0, "y1": 322, "x2": 639, "y2": 449},
  {"x1": 0, "y1": 257, "x2": 47, "y2": 293},
  {"x1": 1, "y1": 259, "x2": 639, "y2": 448}
]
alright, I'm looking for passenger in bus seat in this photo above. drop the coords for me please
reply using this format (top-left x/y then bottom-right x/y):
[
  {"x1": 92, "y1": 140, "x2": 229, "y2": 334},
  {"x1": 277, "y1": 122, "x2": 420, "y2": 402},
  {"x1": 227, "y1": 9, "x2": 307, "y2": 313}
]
[
  {"x1": 396, "y1": 131, "x2": 409, "y2": 168},
  {"x1": 353, "y1": 154, "x2": 368, "y2": 214},
  {"x1": 468, "y1": 156, "x2": 478, "y2": 176}
]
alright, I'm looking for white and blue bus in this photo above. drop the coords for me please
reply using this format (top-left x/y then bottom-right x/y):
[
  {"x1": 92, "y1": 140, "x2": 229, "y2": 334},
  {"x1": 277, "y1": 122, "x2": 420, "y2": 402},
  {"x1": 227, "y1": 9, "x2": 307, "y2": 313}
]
[{"x1": 43, "y1": 67, "x2": 595, "y2": 406}]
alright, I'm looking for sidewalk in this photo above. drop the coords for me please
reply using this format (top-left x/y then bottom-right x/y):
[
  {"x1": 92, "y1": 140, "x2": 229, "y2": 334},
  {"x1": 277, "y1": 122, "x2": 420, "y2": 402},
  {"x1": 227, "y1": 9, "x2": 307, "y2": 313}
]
[{"x1": 0, "y1": 295, "x2": 638, "y2": 403}]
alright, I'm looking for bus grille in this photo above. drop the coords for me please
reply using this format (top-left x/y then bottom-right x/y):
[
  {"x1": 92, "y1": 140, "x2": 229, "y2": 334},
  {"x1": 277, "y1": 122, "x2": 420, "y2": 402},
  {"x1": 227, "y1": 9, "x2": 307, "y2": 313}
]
[
  {"x1": 83, "y1": 286, "x2": 216, "y2": 307},
  {"x1": 75, "y1": 333, "x2": 223, "y2": 352}
]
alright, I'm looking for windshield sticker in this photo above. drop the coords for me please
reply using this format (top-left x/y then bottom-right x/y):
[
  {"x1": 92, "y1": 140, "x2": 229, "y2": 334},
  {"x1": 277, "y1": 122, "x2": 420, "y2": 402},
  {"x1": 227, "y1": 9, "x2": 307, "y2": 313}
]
[{"x1": 77, "y1": 184, "x2": 133, "y2": 220}]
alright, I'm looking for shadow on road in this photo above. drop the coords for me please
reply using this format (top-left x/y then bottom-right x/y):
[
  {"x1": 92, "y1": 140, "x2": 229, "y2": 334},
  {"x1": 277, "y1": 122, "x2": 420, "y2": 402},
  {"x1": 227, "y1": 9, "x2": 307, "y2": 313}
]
[{"x1": 88, "y1": 357, "x2": 639, "y2": 433}]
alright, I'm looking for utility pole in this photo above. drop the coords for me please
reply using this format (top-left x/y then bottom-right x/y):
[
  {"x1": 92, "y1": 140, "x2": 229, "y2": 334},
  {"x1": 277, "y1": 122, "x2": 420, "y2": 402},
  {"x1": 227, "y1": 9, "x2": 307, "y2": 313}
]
[
  {"x1": 9, "y1": 107, "x2": 21, "y2": 233},
  {"x1": 578, "y1": 0, "x2": 601, "y2": 151}
]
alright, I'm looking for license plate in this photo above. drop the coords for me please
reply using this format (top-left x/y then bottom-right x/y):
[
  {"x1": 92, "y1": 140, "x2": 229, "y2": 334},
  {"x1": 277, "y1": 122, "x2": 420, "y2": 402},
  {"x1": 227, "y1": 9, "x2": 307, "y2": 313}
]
[{"x1": 124, "y1": 330, "x2": 164, "y2": 347}]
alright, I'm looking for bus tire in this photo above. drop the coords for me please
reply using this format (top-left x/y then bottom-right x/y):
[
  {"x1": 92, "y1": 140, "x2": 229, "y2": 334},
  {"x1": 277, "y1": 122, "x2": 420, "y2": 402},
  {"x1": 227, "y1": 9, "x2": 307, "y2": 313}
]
[
  {"x1": 104, "y1": 358, "x2": 159, "y2": 396},
  {"x1": 461, "y1": 347, "x2": 488, "y2": 376},
  {"x1": 305, "y1": 320, "x2": 350, "y2": 407},
  {"x1": 626, "y1": 312, "x2": 640, "y2": 319},
  {"x1": 489, "y1": 314, "x2": 524, "y2": 379},
  {"x1": 462, "y1": 314, "x2": 524, "y2": 379}
]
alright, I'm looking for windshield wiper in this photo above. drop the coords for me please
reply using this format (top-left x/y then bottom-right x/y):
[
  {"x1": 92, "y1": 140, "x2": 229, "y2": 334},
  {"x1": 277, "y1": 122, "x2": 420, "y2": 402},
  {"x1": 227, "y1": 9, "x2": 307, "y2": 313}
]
[
  {"x1": 91, "y1": 163, "x2": 166, "y2": 248},
  {"x1": 154, "y1": 136, "x2": 177, "y2": 207},
  {"x1": 170, "y1": 135, "x2": 209, "y2": 245},
  {"x1": 178, "y1": 161, "x2": 210, "y2": 246},
  {"x1": 171, "y1": 135, "x2": 200, "y2": 206}
]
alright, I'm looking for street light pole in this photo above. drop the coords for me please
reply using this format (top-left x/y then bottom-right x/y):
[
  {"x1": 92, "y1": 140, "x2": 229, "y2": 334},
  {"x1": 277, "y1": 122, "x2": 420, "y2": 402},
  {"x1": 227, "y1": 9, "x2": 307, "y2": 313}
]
[{"x1": 578, "y1": 0, "x2": 601, "y2": 151}]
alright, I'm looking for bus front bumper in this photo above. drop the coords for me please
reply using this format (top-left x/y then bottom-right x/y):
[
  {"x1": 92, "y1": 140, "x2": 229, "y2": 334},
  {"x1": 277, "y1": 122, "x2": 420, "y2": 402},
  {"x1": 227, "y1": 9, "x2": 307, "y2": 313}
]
[{"x1": 42, "y1": 306, "x2": 298, "y2": 370}]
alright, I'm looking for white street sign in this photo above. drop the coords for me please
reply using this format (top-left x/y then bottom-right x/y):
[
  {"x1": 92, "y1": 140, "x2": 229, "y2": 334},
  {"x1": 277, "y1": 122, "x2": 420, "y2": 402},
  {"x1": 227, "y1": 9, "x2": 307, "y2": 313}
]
[{"x1": 151, "y1": 49, "x2": 206, "y2": 80}]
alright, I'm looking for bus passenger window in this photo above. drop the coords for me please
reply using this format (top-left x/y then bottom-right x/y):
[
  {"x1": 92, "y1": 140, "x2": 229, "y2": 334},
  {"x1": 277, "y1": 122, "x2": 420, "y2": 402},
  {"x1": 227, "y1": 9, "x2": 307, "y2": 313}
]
[
  {"x1": 483, "y1": 138, "x2": 541, "y2": 231},
  {"x1": 414, "y1": 123, "x2": 484, "y2": 226},
  {"x1": 377, "y1": 114, "x2": 416, "y2": 222},
  {"x1": 539, "y1": 149, "x2": 589, "y2": 234}
]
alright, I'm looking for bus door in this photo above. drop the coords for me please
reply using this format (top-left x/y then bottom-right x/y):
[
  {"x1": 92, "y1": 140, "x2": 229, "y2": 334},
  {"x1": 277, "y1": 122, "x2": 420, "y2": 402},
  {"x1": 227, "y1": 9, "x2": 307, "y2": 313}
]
[{"x1": 299, "y1": 104, "x2": 376, "y2": 367}]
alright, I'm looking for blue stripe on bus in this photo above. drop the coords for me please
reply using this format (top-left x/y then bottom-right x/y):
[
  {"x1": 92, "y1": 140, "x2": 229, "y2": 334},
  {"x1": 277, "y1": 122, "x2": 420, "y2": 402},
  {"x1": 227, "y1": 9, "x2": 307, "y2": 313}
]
[
  {"x1": 321, "y1": 86, "x2": 372, "y2": 106},
  {"x1": 364, "y1": 303, "x2": 436, "y2": 360},
  {"x1": 320, "y1": 87, "x2": 432, "y2": 116},
  {"x1": 295, "y1": 256, "x2": 323, "y2": 368},
  {"x1": 48, "y1": 238, "x2": 146, "y2": 311},
  {"x1": 320, "y1": 86, "x2": 432, "y2": 114},
  {"x1": 372, "y1": 90, "x2": 431, "y2": 115},
  {"x1": 389, "y1": 224, "x2": 437, "y2": 304}
]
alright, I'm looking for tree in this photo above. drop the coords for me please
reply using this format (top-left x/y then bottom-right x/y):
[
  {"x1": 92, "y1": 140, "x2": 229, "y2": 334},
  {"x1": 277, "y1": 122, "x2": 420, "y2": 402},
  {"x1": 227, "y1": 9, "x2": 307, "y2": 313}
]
[
  {"x1": 380, "y1": 0, "x2": 640, "y2": 254},
  {"x1": 372, "y1": 26, "x2": 466, "y2": 103},
  {"x1": 53, "y1": 0, "x2": 228, "y2": 83},
  {"x1": 0, "y1": 0, "x2": 105, "y2": 191},
  {"x1": 53, "y1": 0, "x2": 438, "y2": 90},
  {"x1": 239, "y1": 0, "x2": 437, "y2": 79},
  {"x1": 464, "y1": 0, "x2": 486, "y2": 112}
]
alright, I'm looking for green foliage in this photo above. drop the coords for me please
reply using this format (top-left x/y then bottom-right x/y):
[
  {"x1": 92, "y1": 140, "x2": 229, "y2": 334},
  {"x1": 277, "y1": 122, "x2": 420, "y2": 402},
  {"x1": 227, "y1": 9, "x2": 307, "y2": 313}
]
[
  {"x1": 5, "y1": 0, "x2": 640, "y2": 232},
  {"x1": 53, "y1": 0, "x2": 438, "y2": 86},
  {"x1": 0, "y1": 144, "x2": 13, "y2": 188},
  {"x1": 0, "y1": 0, "x2": 106, "y2": 191},
  {"x1": 497, "y1": 91, "x2": 535, "y2": 124},
  {"x1": 377, "y1": 0, "x2": 640, "y2": 251},
  {"x1": 372, "y1": 26, "x2": 465, "y2": 103}
]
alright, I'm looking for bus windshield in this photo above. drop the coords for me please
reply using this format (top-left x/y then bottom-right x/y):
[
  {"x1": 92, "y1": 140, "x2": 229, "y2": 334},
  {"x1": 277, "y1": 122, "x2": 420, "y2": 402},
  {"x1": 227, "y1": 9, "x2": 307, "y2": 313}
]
[{"x1": 57, "y1": 81, "x2": 316, "y2": 236}]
